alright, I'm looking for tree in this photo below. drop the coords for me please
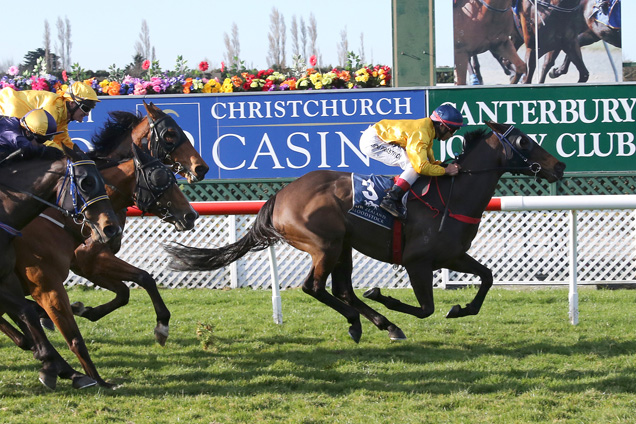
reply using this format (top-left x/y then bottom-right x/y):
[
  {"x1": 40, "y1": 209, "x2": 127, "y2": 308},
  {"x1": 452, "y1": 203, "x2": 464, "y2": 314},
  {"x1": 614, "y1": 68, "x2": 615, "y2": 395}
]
[
  {"x1": 337, "y1": 27, "x2": 349, "y2": 66},
  {"x1": 308, "y1": 13, "x2": 321, "y2": 66},
  {"x1": 267, "y1": 8, "x2": 286, "y2": 70},
  {"x1": 300, "y1": 16, "x2": 308, "y2": 60},
  {"x1": 359, "y1": 32, "x2": 366, "y2": 64},
  {"x1": 223, "y1": 23, "x2": 241, "y2": 68},
  {"x1": 56, "y1": 16, "x2": 71, "y2": 69},
  {"x1": 290, "y1": 15, "x2": 300, "y2": 59},
  {"x1": 43, "y1": 20, "x2": 53, "y2": 72},
  {"x1": 134, "y1": 19, "x2": 153, "y2": 61}
]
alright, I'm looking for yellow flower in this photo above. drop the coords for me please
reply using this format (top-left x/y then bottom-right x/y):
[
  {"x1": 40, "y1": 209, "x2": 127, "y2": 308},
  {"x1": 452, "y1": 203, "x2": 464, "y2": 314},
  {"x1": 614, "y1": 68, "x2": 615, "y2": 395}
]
[
  {"x1": 221, "y1": 78, "x2": 234, "y2": 93},
  {"x1": 314, "y1": 81, "x2": 323, "y2": 89},
  {"x1": 203, "y1": 79, "x2": 221, "y2": 93}
]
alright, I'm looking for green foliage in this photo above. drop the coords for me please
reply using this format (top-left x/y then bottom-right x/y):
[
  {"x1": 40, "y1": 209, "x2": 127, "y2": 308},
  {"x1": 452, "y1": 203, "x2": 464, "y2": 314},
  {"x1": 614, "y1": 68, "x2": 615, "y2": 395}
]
[
  {"x1": 70, "y1": 63, "x2": 90, "y2": 81},
  {"x1": 2, "y1": 287, "x2": 636, "y2": 423},
  {"x1": 345, "y1": 51, "x2": 363, "y2": 72}
]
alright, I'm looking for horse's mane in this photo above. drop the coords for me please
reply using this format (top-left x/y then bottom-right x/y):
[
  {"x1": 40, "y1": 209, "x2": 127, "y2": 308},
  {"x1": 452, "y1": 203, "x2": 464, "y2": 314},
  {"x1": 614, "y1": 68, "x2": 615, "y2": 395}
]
[
  {"x1": 89, "y1": 111, "x2": 144, "y2": 157},
  {"x1": 457, "y1": 129, "x2": 489, "y2": 162}
]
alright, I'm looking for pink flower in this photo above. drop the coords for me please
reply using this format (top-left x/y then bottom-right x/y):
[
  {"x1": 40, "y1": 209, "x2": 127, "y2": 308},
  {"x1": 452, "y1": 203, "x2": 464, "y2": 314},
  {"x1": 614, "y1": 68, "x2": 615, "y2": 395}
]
[
  {"x1": 221, "y1": 61, "x2": 225, "y2": 73},
  {"x1": 309, "y1": 55, "x2": 317, "y2": 67},
  {"x1": 62, "y1": 70, "x2": 68, "y2": 82},
  {"x1": 8, "y1": 66, "x2": 19, "y2": 76},
  {"x1": 198, "y1": 61, "x2": 209, "y2": 72},
  {"x1": 133, "y1": 82, "x2": 147, "y2": 96},
  {"x1": 142, "y1": 60, "x2": 151, "y2": 70}
]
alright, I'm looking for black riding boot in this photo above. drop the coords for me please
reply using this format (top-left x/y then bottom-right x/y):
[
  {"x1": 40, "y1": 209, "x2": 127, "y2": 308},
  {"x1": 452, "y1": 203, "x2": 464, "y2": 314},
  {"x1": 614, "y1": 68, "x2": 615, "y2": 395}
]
[{"x1": 380, "y1": 185, "x2": 407, "y2": 219}]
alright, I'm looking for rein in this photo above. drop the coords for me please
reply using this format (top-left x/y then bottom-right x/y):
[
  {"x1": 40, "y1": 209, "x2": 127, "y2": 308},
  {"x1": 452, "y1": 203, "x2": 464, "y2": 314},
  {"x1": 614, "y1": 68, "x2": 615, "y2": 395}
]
[
  {"x1": 532, "y1": 0, "x2": 582, "y2": 13},
  {"x1": 142, "y1": 112, "x2": 196, "y2": 181},
  {"x1": 458, "y1": 126, "x2": 542, "y2": 179}
]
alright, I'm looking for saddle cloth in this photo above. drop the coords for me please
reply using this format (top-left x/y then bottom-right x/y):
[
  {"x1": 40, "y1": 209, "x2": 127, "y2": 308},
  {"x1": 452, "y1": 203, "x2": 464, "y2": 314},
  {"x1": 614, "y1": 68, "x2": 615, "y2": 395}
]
[{"x1": 349, "y1": 174, "x2": 399, "y2": 229}]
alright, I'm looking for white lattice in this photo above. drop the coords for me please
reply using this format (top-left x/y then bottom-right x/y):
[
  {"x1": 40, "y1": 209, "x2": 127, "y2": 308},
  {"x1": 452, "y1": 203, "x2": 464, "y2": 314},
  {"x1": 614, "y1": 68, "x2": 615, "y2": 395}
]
[{"x1": 65, "y1": 210, "x2": 636, "y2": 289}]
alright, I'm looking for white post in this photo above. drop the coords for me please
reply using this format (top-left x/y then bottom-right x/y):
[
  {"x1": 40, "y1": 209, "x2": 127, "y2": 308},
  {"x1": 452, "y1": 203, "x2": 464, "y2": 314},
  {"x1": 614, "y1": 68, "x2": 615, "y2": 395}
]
[
  {"x1": 440, "y1": 268, "x2": 449, "y2": 290},
  {"x1": 268, "y1": 245, "x2": 283, "y2": 325},
  {"x1": 229, "y1": 215, "x2": 238, "y2": 289},
  {"x1": 568, "y1": 210, "x2": 579, "y2": 325}
]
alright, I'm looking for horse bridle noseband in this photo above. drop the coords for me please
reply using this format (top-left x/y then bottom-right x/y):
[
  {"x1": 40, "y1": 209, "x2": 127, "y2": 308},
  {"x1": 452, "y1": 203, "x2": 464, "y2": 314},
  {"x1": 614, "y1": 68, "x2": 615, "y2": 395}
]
[
  {"x1": 143, "y1": 113, "x2": 198, "y2": 182},
  {"x1": 132, "y1": 148, "x2": 178, "y2": 221}
]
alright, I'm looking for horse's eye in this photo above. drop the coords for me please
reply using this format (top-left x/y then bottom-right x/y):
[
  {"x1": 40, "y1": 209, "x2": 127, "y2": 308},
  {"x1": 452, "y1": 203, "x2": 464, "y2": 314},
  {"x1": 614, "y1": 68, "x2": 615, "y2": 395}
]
[{"x1": 513, "y1": 135, "x2": 531, "y2": 150}]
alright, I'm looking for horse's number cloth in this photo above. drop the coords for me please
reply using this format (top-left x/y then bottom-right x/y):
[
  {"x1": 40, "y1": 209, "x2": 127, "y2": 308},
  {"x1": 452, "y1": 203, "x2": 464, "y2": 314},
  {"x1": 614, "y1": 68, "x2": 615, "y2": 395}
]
[{"x1": 349, "y1": 174, "x2": 406, "y2": 229}]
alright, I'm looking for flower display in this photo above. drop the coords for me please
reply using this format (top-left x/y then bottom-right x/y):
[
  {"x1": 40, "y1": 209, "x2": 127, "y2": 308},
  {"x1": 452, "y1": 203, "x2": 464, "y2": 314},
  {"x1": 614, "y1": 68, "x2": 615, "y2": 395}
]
[{"x1": 0, "y1": 58, "x2": 392, "y2": 96}]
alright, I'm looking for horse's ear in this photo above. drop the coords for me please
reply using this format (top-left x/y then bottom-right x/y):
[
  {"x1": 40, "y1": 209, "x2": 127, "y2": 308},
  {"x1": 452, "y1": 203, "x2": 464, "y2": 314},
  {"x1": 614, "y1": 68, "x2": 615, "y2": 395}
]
[{"x1": 484, "y1": 121, "x2": 505, "y2": 133}]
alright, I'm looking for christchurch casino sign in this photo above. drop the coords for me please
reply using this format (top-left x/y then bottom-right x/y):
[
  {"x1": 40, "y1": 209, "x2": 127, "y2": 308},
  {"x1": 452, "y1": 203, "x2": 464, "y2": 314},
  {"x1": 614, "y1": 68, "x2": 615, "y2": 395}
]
[{"x1": 69, "y1": 84, "x2": 635, "y2": 178}]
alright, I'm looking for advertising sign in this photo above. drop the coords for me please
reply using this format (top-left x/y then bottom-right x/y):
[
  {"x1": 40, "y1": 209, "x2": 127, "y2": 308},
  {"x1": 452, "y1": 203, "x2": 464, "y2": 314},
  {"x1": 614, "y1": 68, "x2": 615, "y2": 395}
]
[
  {"x1": 71, "y1": 89, "x2": 426, "y2": 179},
  {"x1": 429, "y1": 84, "x2": 636, "y2": 172}
]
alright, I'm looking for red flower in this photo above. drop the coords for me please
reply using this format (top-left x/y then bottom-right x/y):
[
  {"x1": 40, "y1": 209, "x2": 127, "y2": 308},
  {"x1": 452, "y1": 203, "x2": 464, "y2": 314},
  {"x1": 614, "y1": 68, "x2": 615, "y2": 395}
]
[
  {"x1": 198, "y1": 61, "x2": 209, "y2": 72},
  {"x1": 142, "y1": 60, "x2": 151, "y2": 70},
  {"x1": 221, "y1": 61, "x2": 225, "y2": 73},
  {"x1": 309, "y1": 55, "x2": 317, "y2": 67},
  {"x1": 62, "y1": 70, "x2": 68, "y2": 82}
]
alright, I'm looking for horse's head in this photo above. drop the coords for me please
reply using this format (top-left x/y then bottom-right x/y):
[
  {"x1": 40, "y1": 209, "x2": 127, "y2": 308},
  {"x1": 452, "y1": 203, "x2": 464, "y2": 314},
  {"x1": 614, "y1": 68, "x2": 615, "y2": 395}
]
[
  {"x1": 142, "y1": 101, "x2": 209, "y2": 183},
  {"x1": 60, "y1": 145, "x2": 123, "y2": 247},
  {"x1": 484, "y1": 121, "x2": 566, "y2": 182},
  {"x1": 131, "y1": 144, "x2": 198, "y2": 231}
]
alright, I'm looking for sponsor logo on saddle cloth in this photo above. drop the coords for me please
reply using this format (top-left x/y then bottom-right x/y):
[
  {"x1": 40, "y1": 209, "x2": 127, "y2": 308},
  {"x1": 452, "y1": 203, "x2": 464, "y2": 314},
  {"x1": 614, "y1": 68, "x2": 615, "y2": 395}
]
[{"x1": 349, "y1": 174, "x2": 407, "y2": 229}]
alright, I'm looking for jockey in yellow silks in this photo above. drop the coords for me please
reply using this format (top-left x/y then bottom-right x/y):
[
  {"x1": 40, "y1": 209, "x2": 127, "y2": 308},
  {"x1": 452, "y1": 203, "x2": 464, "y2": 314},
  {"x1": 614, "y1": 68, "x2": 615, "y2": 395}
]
[{"x1": 0, "y1": 81, "x2": 100, "y2": 150}]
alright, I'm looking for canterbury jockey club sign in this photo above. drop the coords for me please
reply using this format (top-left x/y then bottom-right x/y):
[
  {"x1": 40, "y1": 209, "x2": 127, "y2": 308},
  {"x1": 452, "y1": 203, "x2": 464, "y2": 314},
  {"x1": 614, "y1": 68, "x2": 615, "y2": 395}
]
[{"x1": 69, "y1": 84, "x2": 635, "y2": 178}]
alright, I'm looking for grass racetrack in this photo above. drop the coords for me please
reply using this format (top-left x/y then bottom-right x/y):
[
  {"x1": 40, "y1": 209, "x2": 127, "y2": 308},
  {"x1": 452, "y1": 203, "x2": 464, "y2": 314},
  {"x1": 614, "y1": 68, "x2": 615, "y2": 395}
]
[{"x1": 1, "y1": 286, "x2": 636, "y2": 423}]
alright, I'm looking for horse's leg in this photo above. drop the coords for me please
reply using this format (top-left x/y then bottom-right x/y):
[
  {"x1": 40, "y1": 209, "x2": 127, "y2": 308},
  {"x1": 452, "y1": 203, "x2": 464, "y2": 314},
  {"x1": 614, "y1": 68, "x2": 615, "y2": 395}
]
[
  {"x1": 443, "y1": 253, "x2": 493, "y2": 318},
  {"x1": 0, "y1": 288, "x2": 96, "y2": 390},
  {"x1": 0, "y1": 315, "x2": 31, "y2": 349},
  {"x1": 470, "y1": 55, "x2": 483, "y2": 85},
  {"x1": 539, "y1": 50, "x2": 560, "y2": 84},
  {"x1": 562, "y1": 42, "x2": 589, "y2": 83},
  {"x1": 549, "y1": 50, "x2": 571, "y2": 79},
  {"x1": 330, "y1": 245, "x2": 406, "y2": 341},
  {"x1": 30, "y1": 286, "x2": 115, "y2": 389},
  {"x1": 364, "y1": 261, "x2": 436, "y2": 320},
  {"x1": 300, "y1": 246, "x2": 362, "y2": 343},
  {"x1": 454, "y1": 51, "x2": 469, "y2": 85},
  {"x1": 492, "y1": 40, "x2": 527, "y2": 84},
  {"x1": 71, "y1": 244, "x2": 170, "y2": 345}
]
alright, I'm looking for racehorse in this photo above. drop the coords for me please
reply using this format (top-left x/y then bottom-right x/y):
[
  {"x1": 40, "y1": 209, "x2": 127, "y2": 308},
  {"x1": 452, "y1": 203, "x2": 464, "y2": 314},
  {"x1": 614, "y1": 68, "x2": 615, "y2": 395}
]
[
  {"x1": 165, "y1": 122, "x2": 566, "y2": 342},
  {"x1": 453, "y1": 0, "x2": 527, "y2": 85},
  {"x1": 42, "y1": 102, "x2": 208, "y2": 343},
  {"x1": 15, "y1": 144, "x2": 196, "y2": 388},
  {"x1": 548, "y1": 0, "x2": 621, "y2": 80},
  {"x1": 514, "y1": 0, "x2": 589, "y2": 83},
  {"x1": 13, "y1": 108, "x2": 205, "y2": 387},
  {"x1": 0, "y1": 146, "x2": 121, "y2": 389}
]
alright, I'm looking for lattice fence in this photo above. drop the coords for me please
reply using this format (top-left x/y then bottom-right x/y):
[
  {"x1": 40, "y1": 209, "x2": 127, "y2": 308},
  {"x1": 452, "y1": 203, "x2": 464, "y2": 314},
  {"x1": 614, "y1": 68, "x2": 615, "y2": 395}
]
[{"x1": 65, "y1": 209, "x2": 636, "y2": 289}]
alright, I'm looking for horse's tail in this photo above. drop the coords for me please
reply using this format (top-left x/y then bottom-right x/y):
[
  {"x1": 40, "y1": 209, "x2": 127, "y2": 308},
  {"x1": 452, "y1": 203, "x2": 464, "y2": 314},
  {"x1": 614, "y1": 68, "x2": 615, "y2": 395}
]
[{"x1": 164, "y1": 195, "x2": 281, "y2": 271}]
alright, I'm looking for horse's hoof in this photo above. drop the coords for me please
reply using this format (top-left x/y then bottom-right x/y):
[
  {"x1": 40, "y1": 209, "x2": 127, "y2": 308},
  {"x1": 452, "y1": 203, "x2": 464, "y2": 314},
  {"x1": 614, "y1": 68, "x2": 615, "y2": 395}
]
[
  {"x1": 446, "y1": 304, "x2": 462, "y2": 318},
  {"x1": 348, "y1": 327, "x2": 362, "y2": 344},
  {"x1": 72, "y1": 375, "x2": 97, "y2": 390},
  {"x1": 38, "y1": 371, "x2": 57, "y2": 390},
  {"x1": 363, "y1": 287, "x2": 380, "y2": 300},
  {"x1": 548, "y1": 68, "x2": 560, "y2": 79},
  {"x1": 154, "y1": 323, "x2": 169, "y2": 346},
  {"x1": 71, "y1": 301, "x2": 86, "y2": 316},
  {"x1": 40, "y1": 318, "x2": 55, "y2": 331},
  {"x1": 388, "y1": 326, "x2": 407, "y2": 341}
]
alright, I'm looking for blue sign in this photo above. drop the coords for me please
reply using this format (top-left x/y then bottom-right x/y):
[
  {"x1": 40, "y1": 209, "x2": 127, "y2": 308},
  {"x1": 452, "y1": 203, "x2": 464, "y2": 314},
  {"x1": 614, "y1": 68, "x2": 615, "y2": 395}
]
[{"x1": 70, "y1": 89, "x2": 427, "y2": 179}]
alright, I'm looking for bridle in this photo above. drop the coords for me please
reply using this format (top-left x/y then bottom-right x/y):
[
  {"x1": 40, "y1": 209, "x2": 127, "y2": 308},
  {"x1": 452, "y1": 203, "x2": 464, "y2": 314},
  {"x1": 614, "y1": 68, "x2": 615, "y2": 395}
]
[
  {"x1": 142, "y1": 112, "x2": 198, "y2": 182},
  {"x1": 458, "y1": 125, "x2": 542, "y2": 179},
  {"x1": 131, "y1": 146, "x2": 178, "y2": 221}
]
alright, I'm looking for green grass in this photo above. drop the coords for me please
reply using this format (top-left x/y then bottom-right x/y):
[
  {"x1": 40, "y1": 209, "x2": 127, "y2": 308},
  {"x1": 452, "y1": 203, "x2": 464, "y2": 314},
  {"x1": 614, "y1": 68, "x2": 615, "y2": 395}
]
[{"x1": 2, "y1": 286, "x2": 636, "y2": 423}]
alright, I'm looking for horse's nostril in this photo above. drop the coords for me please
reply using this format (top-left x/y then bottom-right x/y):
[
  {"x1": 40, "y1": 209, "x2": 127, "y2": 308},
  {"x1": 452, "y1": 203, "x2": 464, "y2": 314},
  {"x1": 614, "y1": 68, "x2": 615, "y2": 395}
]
[
  {"x1": 104, "y1": 225, "x2": 122, "y2": 238},
  {"x1": 194, "y1": 165, "x2": 209, "y2": 180},
  {"x1": 185, "y1": 212, "x2": 198, "y2": 223}
]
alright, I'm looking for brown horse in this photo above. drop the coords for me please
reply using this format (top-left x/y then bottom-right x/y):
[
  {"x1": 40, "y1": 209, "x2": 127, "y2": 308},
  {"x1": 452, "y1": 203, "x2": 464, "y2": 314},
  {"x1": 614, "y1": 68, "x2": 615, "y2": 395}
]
[
  {"x1": 548, "y1": 0, "x2": 621, "y2": 80},
  {"x1": 14, "y1": 143, "x2": 196, "y2": 388},
  {"x1": 165, "y1": 122, "x2": 566, "y2": 342},
  {"x1": 13, "y1": 109, "x2": 203, "y2": 388},
  {"x1": 514, "y1": 0, "x2": 589, "y2": 83},
  {"x1": 454, "y1": 0, "x2": 527, "y2": 85},
  {"x1": 0, "y1": 146, "x2": 121, "y2": 389},
  {"x1": 43, "y1": 102, "x2": 208, "y2": 343}
]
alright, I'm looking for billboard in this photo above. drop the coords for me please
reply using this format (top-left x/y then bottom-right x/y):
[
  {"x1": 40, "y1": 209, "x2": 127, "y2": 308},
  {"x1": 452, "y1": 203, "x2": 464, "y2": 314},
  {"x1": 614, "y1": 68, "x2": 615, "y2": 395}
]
[
  {"x1": 70, "y1": 83, "x2": 635, "y2": 178},
  {"x1": 452, "y1": 0, "x2": 622, "y2": 86}
]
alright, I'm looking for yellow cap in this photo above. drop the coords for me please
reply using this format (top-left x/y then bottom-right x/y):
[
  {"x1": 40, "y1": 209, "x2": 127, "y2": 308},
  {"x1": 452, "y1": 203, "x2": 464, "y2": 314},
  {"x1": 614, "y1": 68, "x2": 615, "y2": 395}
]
[
  {"x1": 20, "y1": 109, "x2": 63, "y2": 137},
  {"x1": 63, "y1": 81, "x2": 100, "y2": 102}
]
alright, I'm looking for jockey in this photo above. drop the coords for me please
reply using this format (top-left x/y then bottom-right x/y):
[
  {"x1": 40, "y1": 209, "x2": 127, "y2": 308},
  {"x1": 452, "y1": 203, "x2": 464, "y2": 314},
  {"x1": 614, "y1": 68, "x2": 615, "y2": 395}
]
[
  {"x1": 0, "y1": 81, "x2": 100, "y2": 151},
  {"x1": 0, "y1": 109, "x2": 63, "y2": 160},
  {"x1": 359, "y1": 104, "x2": 466, "y2": 219}
]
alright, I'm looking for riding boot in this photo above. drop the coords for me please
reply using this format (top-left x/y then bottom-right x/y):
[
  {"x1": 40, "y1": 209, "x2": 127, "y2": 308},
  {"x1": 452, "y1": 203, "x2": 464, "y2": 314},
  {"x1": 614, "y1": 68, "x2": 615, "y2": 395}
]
[{"x1": 380, "y1": 184, "x2": 407, "y2": 219}]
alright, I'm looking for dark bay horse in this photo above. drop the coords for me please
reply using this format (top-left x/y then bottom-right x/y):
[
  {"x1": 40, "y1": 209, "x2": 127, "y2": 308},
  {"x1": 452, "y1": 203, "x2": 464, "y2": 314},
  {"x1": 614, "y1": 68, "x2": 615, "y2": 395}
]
[
  {"x1": 454, "y1": 0, "x2": 527, "y2": 85},
  {"x1": 549, "y1": 0, "x2": 621, "y2": 80},
  {"x1": 0, "y1": 146, "x2": 121, "y2": 389},
  {"x1": 515, "y1": 0, "x2": 589, "y2": 83},
  {"x1": 44, "y1": 102, "x2": 208, "y2": 344},
  {"x1": 165, "y1": 122, "x2": 566, "y2": 342},
  {"x1": 13, "y1": 109, "x2": 204, "y2": 388}
]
